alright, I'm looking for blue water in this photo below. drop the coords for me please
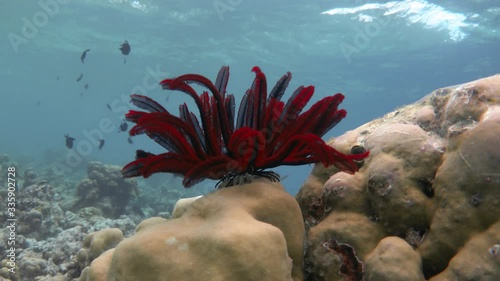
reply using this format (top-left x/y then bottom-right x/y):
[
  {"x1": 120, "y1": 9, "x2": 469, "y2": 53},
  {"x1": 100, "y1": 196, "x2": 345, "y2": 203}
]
[{"x1": 1, "y1": 0, "x2": 498, "y2": 194}]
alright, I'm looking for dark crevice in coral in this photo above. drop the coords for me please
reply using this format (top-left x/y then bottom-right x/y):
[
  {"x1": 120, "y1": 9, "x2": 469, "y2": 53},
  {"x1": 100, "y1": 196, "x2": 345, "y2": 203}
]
[
  {"x1": 405, "y1": 227, "x2": 428, "y2": 248},
  {"x1": 417, "y1": 177, "x2": 435, "y2": 198},
  {"x1": 323, "y1": 238, "x2": 364, "y2": 281},
  {"x1": 469, "y1": 192, "x2": 482, "y2": 207},
  {"x1": 305, "y1": 197, "x2": 324, "y2": 229}
]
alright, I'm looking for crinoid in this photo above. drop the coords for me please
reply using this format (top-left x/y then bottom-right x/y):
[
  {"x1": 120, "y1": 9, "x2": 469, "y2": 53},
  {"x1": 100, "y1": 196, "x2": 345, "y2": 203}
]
[{"x1": 121, "y1": 66, "x2": 369, "y2": 188}]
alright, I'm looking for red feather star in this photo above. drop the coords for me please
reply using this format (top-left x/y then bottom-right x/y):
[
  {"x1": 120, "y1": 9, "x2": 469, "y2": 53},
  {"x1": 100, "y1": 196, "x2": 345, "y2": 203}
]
[{"x1": 121, "y1": 66, "x2": 369, "y2": 188}]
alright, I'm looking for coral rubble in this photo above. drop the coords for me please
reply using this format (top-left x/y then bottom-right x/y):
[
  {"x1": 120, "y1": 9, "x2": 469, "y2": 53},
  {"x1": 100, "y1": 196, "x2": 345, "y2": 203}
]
[{"x1": 0, "y1": 162, "x2": 140, "y2": 281}]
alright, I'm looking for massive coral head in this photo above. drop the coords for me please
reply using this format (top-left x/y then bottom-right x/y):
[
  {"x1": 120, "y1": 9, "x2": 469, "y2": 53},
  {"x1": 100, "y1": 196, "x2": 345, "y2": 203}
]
[{"x1": 121, "y1": 66, "x2": 369, "y2": 188}]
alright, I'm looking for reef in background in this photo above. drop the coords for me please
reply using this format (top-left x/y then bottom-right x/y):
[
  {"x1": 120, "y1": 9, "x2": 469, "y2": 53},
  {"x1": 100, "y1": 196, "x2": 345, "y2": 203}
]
[{"x1": 0, "y1": 160, "x2": 187, "y2": 281}]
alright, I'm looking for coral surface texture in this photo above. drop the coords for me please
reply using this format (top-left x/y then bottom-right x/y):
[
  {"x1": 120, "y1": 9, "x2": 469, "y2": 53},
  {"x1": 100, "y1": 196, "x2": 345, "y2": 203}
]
[
  {"x1": 296, "y1": 74, "x2": 500, "y2": 280},
  {"x1": 79, "y1": 179, "x2": 305, "y2": 281}
]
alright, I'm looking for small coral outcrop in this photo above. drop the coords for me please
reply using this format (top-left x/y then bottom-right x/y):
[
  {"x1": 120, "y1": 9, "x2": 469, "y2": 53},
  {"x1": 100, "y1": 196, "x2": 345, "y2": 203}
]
[
  {"x1": 8, "y1": 181, "x2": 64, "y2": 239},
  {"x1": 297, "y1": 75, "x2": 500, "y2": 280},
  {"x1": 430, "y1": 221, "x2": 500, "y2": 281},
  {"x1": 79, "y1": 179, "x2": 305, "y2": 281},
  {"x1": 72, "y1": 162, "x2": 138, "y2": 218},
  {"x1": 75, "y1": 228, "x2": 124, "y2": 279}
]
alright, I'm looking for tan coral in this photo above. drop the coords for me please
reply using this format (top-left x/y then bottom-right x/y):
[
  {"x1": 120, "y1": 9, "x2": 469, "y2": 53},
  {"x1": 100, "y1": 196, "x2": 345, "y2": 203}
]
[
  {"x1": 19, "y1": 257, "x2": 47, "y2": 279},
  {"x1": 0, "y1": 258, "x2": 19, "y2": 281},
  {"x1": 78, "y1": 249, "x2": 115, "y2": 281},
  {"x1": 429, "y1": 221, "x2": 500, "y2": 281},
  {"x1": 305, "y1": 212, "x2": 385, "y2": 280},
  {"x1": 77, "y1": 228, "x2": 124, "y2": 272},
  {"x1": 297, "y1": 74, "x2": 500, "y2": 280},
  {"x1": 80, "y1": 179, "x2": 304, "y2": 281},
  {"x1": 419, "y1": 101, "x2": 500, "y2": 275},
  {"x1": 364, "y1": 236, "x2": 425, "y2": 281},
  {"x1": 135, "y1": 217, "x2": 168, "y2": 232},
  {"x1": 171, "y1": 195, "x2": 203, "y2": 218},
  {"x1": 86, "y1": 229, "x2": 124, "y2": 262}
]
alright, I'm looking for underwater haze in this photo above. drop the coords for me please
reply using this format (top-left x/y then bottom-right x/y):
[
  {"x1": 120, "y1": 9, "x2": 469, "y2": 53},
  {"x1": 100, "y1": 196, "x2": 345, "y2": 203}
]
[
  {"x1": 1, "y1": 0, "x2": 499, "y2": 194},
  {"x1": 0, "y1": 0, "x2": 500, "y2": 281}
]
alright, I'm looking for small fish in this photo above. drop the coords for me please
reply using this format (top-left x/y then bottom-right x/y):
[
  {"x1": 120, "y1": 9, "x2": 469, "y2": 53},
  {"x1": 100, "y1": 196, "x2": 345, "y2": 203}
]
[
  {"x1": 106, "y1": 103, "x2": 112, "y2": 111},
  {"x1": 127, "y1": 136, "x2": 133, "y2": 144},
  {"x1": 84, "y1": 83, "x2": 89, "y2": 90},
  {"x1": 56, "y1": 76, "x2": 60, "y2": 81},
  {"x1": 119, "y1": 40, "x2": 131, "y2": 55},
  {"x1": 119, "y1": 40, "x2": 131, "y2": 63},
  {"x1": 98, "y1": 138, "x2": 105, "y2": 150},
  {"x1": 36, "y1": 100, "x2": 41, "y2": 106},
  {"x1": 76, "y1": 73, "x2": 83, "y2": 82},
  {"x1": 65, "y1": 134, "x2": 75, "y2": 149},
  {"x1": 118, "y1": 121, "x2": 128, "y2": 132},
  {"x1": 80, "y1": 48, "x2": 90, "y2": 63}
]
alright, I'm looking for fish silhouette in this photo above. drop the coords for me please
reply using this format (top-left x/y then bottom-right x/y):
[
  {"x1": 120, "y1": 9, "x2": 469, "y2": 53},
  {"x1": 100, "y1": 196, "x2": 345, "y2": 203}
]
[
  {"x1": 118, "y1": 121, "x2": 128, "y2": 132},
  {"x1": 80, "y1": 49, "x2": 90, "y2": 63},
  {"x1": 84, "y1": 83, "x2": 89, "y2": 90},
  {"x1": 119, "y1": 40, "x2": 131, "y2": 63},
  {"x1": 65, "y1": 134, "x2": 75, "y2": 149},
  {"x1": 98, "y1": 138, "x2": 105, "y2": 150},
  {"x1": 76, "y1": 73, "x2": 83, "y2": 82},
  {"x1": 119, "y1": 40, "x2": 130, "y2": 55},
  {"x1": 127, "y1": 137, "x2": 133, "y2": 144}
]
